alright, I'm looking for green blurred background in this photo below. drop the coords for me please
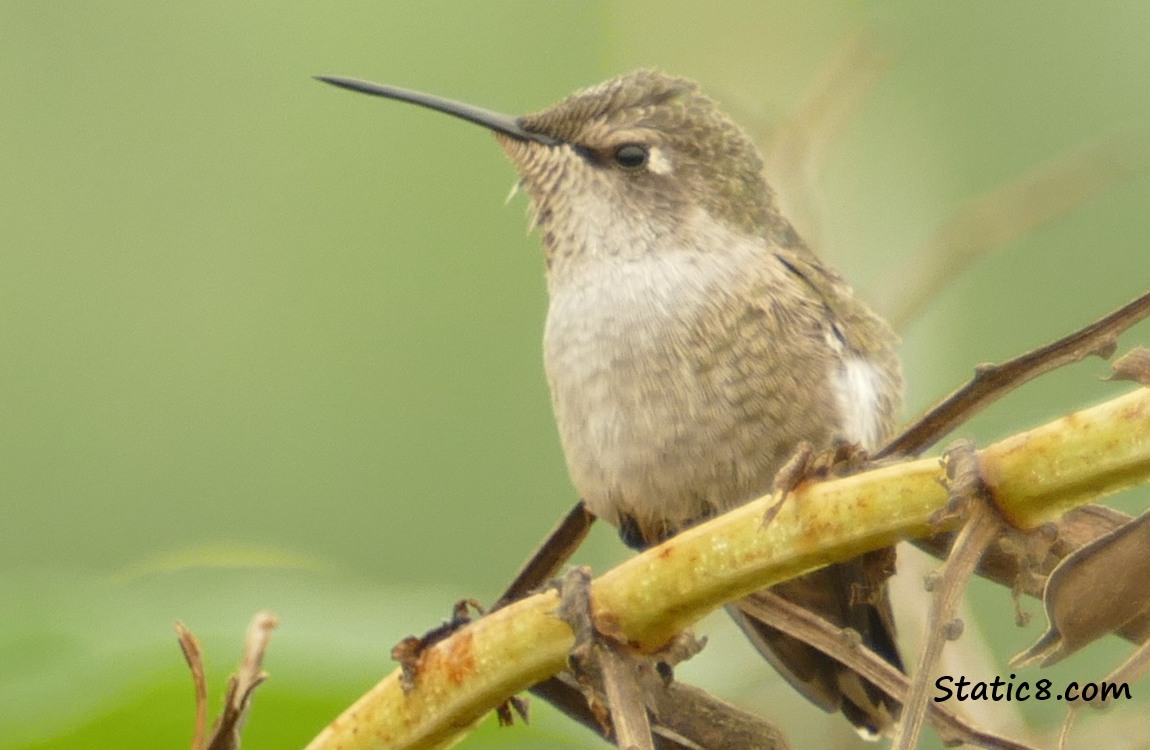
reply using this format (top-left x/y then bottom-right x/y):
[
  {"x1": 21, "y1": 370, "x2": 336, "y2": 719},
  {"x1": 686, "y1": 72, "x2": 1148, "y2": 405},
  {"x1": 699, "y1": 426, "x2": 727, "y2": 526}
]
[{"x1": 3, "y1": 2, "x2": 1149, "y2": 748}]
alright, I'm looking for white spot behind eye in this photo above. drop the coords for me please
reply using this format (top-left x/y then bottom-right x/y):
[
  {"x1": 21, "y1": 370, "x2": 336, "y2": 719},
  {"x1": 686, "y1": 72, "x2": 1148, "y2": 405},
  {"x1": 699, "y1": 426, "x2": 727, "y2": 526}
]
[{"x1": 646, "y1": 146, "x2": 673, "y2": 175}]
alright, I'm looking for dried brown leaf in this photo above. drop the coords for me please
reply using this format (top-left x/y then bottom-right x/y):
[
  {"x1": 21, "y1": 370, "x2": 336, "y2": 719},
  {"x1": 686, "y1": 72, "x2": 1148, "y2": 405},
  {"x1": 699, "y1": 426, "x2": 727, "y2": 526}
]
[{"x1": 1012, "y1": 511, "x2": 1150, "y2": 668}]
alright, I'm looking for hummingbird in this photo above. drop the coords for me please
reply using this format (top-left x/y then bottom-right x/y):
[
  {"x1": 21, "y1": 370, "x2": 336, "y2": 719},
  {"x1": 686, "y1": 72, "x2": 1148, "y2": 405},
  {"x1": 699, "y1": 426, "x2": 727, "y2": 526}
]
[{"x1": 318, "y1": 69, "x2": 904, "y2": 735}]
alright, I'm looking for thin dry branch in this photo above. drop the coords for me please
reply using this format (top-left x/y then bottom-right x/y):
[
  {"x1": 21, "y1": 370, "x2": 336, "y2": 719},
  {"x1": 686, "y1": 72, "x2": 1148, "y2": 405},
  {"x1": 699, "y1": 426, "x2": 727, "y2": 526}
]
[
  {"x1": 558, "y1": 566, "x2": 656, "y2": 750},
  {"x1": 916, "y1": 503, "x2": 1150, "y2": 645},
  {"x1": 493, "y1": 501, "x2": 595, "y2": 611},
  {"x1": 304, "y1": 387, "x2": 1150, "y2": 750},
  {"x1": 736, "y1": 593, "x2": 1038, "y2": 750},
  {"x1": 531, "y1": 672, "x2": 790, "y2": 750},
  {"x1": 177, "y1": 623, "x2": 209, "y2": 750},
  {"x1": 179, "y1": 612, "x2": 278, "y2": 750},
  {"x1": 893, "y1": 442, "x2": 1006, "y2": 750},
  {"x1": 878, "y1": 289, "x2": 1150, "y2": 459}
]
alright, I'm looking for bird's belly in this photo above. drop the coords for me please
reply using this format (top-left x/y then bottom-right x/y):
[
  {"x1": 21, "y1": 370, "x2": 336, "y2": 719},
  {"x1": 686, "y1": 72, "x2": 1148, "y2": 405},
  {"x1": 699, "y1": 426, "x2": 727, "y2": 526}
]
[{"x1": 542, "y1": 256, "x2": 839, "y2": 538}]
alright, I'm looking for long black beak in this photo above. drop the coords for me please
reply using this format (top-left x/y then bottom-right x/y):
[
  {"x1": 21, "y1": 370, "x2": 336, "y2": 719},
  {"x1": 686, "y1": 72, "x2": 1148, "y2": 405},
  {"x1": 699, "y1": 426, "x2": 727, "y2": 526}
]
[{"x1": 315, "y1": 75, "x2": 559, "y2": 146}]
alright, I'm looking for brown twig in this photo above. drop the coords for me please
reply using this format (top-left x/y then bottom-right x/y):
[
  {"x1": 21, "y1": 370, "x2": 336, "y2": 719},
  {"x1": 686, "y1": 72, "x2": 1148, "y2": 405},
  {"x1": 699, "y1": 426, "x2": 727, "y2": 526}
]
[
  {"x1": 892, "y1": 442, "x2": 1006, "y2": 750},
  {"x1": 557, "y1": 567, "x2": 657, "y2": 750},
  {"x1": 531, "y1": 673, "x2": 791, "y2": 750},
  {"x1": 177, "y1": 612, "x2": 278, "y2": 750},
  {"x1": 208, "y1": 612, "x2": 278, "y2": 750},
  {"x1": 176, "y1": 622, "x2": 209, "y2": 750},
  {"x1": 878, "y1": 289, "x2": 1150, "y2": 459},
  {"x1": 493, "y1": 501, "x2": 595, "y2": 610},
  {"x1": 598, "y1": 640, "x2": 656, "y2": 750},
  {"x1": 737, "y1": 593, "x2": 1038, "y2": 750}
]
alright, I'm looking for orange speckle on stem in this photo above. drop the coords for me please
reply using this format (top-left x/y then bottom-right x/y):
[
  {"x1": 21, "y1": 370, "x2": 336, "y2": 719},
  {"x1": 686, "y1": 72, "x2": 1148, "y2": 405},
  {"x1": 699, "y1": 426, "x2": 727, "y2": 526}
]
[{"x1": 424, "y1": 629, "x2": 477, "y2": 686}]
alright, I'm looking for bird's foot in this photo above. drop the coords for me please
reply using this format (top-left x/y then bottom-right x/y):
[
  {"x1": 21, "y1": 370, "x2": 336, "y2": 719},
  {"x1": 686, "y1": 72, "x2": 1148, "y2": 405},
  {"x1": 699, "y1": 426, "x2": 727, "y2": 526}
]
[{"x1": 763, "y1": 439, "x2": 873, "y2": 527}]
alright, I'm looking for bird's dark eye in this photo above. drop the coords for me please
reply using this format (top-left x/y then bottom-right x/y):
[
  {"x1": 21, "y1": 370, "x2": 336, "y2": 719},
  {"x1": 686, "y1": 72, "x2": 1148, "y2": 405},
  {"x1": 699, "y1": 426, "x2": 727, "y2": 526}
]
[{"x1": 613, "y1": 144, "x2": 648, "y2": 170}]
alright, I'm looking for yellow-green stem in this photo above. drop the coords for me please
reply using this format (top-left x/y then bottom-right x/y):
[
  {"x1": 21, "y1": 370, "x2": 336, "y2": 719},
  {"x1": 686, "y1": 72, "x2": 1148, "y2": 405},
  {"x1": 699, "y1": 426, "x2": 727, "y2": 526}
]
[{"x1": 305, "y1": 387, "x2": 1150, "y2": 750}]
